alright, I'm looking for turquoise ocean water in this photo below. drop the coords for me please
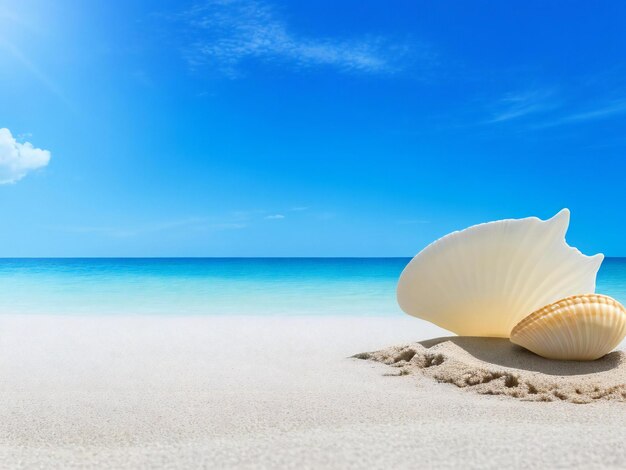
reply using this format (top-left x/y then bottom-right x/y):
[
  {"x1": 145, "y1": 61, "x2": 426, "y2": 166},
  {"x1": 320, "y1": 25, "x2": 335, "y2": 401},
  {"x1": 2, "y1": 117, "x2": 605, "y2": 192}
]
[{"x1": 0, "y1": 258, "x2": 624, "y2": 316}]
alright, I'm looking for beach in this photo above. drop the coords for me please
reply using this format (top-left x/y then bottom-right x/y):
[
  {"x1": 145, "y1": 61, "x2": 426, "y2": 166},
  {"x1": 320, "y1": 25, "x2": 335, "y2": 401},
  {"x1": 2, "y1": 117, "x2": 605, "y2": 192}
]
[
  {"x1": 1, "y1": 314, "x2": 625, "y2": 469},
  {"x1": 3, "y1": 0, "x2": 625, "y2": 468}
]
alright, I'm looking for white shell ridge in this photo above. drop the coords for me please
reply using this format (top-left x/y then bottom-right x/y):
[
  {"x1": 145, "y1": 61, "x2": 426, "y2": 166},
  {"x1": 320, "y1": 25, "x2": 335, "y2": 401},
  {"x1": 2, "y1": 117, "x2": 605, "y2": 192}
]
[
  {"x1": 397, "y1": 209, "x2": 604, "y2": 337},
  {"x1": 510, "y1": 294, "x2": 626, "y2": 361}
]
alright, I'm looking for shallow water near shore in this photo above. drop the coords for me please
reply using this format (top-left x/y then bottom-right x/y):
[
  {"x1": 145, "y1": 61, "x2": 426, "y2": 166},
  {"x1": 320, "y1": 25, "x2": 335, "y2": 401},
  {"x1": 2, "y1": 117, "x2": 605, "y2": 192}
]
[{"x1": 0, "y1": 257, "x2": 624, "y2": 316}]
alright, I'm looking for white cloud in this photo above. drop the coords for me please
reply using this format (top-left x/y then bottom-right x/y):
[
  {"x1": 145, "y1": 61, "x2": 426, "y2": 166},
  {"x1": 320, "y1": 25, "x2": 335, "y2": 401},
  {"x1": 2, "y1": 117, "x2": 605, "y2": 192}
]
[
  {"x1": 181, "y1": 0, "x2": 412, "y2": 76},
  {"x1": 488, "y1": 89, "x2": 555, "y2": 123},
  {"x1": 0, "y1": 128, "x2": 51, "y2": 184},
  {"x1": 549, "y1": 100, "x2": 626, "y2": 126},
  {"x1": 527, "y1": 99, "x2": 626, "y2": 129},
  {"x1": 265, "y1": 214, "x2": 285, "y2": 220},
  {"x1": 488, "y1": 88, "x2": 626, "y2": 129}
]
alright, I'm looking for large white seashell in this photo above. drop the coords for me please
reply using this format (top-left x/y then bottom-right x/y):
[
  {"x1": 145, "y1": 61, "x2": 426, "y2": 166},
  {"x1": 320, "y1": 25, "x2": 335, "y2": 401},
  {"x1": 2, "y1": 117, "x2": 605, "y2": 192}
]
[
  {"x1": 510, "y1": 294, "x2": 626, "y2": 361},
  {"x1": 397, "y1": 209, "x2": 603, "y2": 337}
]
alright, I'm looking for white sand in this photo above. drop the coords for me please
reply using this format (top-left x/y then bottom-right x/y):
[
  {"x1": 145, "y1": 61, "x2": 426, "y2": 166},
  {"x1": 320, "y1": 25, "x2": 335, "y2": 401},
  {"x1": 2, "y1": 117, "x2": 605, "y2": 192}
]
[{"x1": 0, "y1": 314, "x2": 625, "y2": 469}]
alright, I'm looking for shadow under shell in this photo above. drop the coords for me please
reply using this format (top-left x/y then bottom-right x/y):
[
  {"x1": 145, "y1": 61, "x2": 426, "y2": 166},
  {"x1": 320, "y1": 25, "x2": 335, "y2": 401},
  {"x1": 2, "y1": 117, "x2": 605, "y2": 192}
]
[{"x1": 418, "y1": 336, "x2": 623, "y2": 376}]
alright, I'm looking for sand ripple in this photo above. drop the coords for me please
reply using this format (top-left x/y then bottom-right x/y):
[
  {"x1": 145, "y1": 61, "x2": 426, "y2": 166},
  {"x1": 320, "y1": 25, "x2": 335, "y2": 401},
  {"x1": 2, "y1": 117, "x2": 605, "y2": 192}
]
[{"x1": 354, "y1": 337, "x2": 626, "y2": 404}]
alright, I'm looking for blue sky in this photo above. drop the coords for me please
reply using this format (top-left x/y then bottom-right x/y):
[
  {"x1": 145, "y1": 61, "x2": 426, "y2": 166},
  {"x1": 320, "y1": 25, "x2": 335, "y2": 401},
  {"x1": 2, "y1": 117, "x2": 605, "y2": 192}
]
[{"x1": 0, "y1": 0, "x2": 625, "y2": 256}]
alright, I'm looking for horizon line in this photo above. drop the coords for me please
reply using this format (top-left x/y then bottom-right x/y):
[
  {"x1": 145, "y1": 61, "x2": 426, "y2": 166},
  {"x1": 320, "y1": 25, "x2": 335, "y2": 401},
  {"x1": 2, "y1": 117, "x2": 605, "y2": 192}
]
[{"x1": 0, "y1": 256, "x2": 624, "y2": 260}]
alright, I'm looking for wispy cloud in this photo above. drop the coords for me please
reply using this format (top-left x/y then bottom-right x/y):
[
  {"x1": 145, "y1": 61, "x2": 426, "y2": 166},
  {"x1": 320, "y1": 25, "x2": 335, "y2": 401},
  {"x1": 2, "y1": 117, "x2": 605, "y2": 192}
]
[
  {"x1": 536, "y1": 99, "x2": 626, "y2": 128},
  {"x1": 488, "y1": 89, "x2": 556, "y2": 123},
  {"x1": 0, "y1": 128, "x2": 51, "y2": 184},
  {"x1": 486, "y1": 84, "x2": 626, "y2": 130},
  {"x1": 265, "y1": 214, "x2": 285, "y2": 220},
  {"x1": 179, "y1": 0, "x2": 414, "y2": 77}
]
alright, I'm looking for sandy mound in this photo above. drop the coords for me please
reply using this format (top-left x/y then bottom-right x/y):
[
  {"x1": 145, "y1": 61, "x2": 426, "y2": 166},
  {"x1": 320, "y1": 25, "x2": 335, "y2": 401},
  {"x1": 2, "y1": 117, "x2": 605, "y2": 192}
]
[{"x1": 354, "y1": 337, "x2": 626, "y2": 404}]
